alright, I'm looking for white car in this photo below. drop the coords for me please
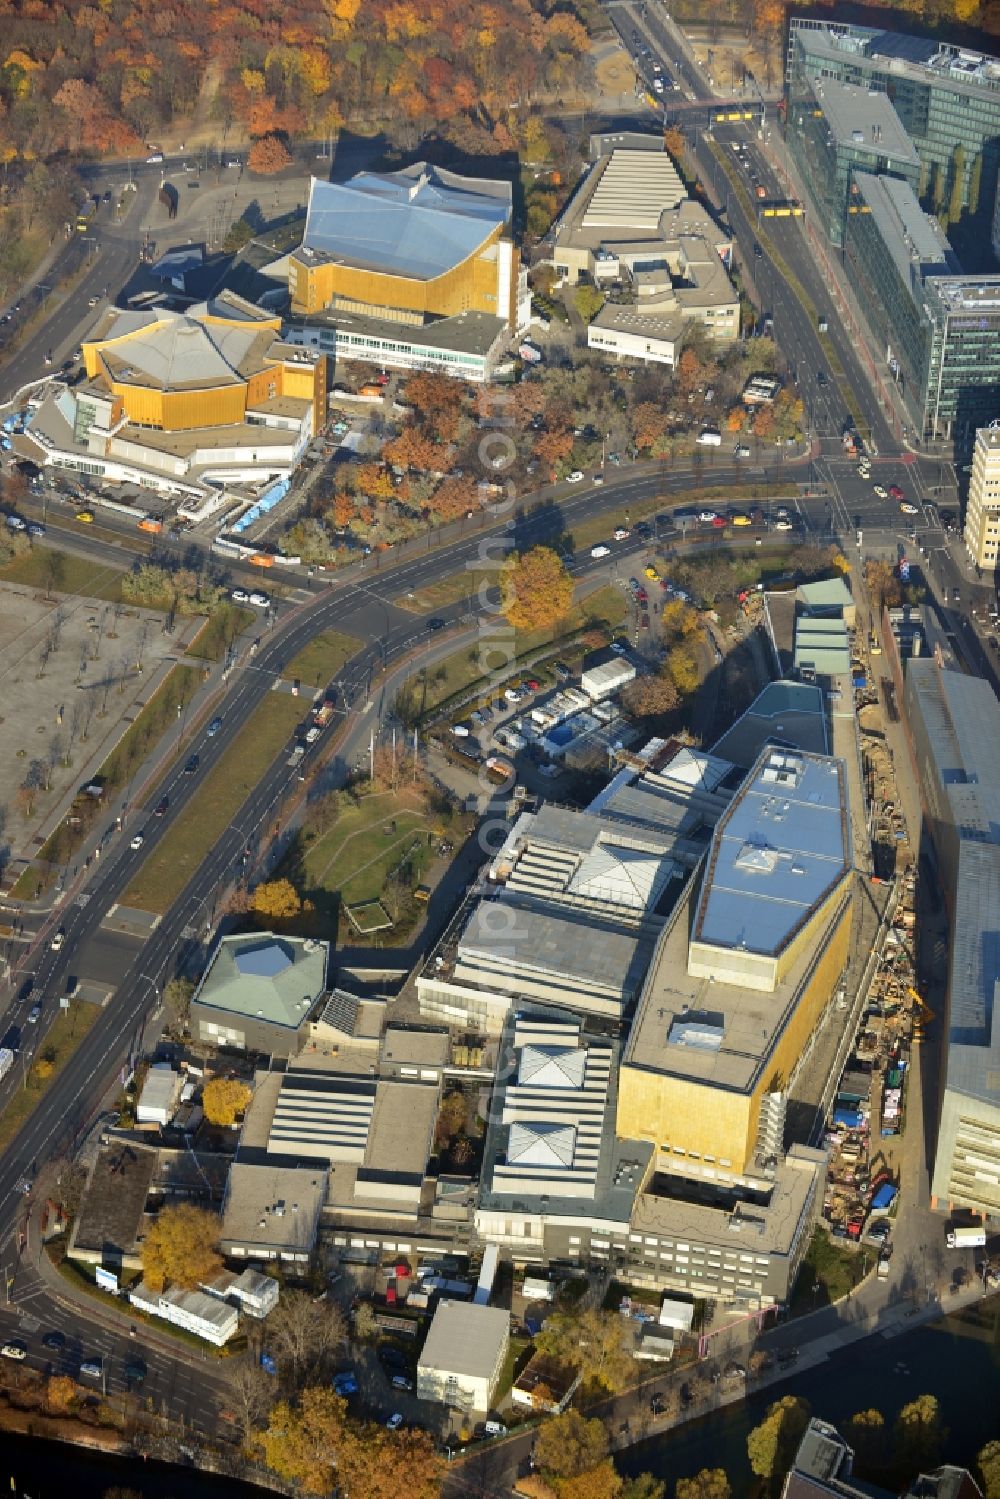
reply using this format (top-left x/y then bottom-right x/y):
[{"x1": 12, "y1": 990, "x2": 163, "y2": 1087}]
[
  {"x1": 27, "y1": 523, "x2": 45, "y2": 537},
  {"x1": 231, "y1": 588, "x2": 249, "y2": 604},
  {"x1": 130, "y1": 832, "x2": 145, "y2": 851},
  {"x1": 6, "y1": 515, "x2": 25, "y2": 531},
  {"x1": 698, "y1": 510, "x2": 718, "y2": 523},
  {"x1": 249, "y1": 591, "x2": 270, "y2": 608},
  {"x1": 1, "y1": 1343, "x2": 26, "y2": 1361},
  {"x1": 899, "y1": 501, "x2": 919, "y2": 515},
  {"x1": 590, "y1": 544, "x2": 611, "y2": 558},
  {"x1": 873, "y1": 484, "x2": 888, "y2": 499},
  {"x1": 610, "y1": 641, "x2": 628, "y2": 655},
  {"x1": 50, "y1": 929, "x2": 65, "y2": 951},
  {"x1": 774, "y1": 519, "x2": 794, "y2": 531},
  {"x1": 613, "y1": 528, "x2": 630, "y2": 541},
  {"x1": 565, "y1": 470, "x2": 585, "y2": 484}
]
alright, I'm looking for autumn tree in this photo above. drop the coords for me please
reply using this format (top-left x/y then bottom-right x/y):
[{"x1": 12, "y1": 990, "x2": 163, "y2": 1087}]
[
  {"x1": 535, "y1": 1409, "x2": 610, "y2": 1478},
  {"x1": 620, "y1": 1475, "x2": 665, "y2": 1499},
  {"x1": 251, "y1": 1386, "x2": 346, "y2": 1494},
  {"x1": 338, "y1": 1421, "x2": 444, "y2": 1499},
  {"x1": 163, "y1": 977, "x2": 194, "y2": 1033},
  {"x1": 845, "y1": 1410, "x2": 887, "y2": 1471},
  {"x1": 249, "y1": 135, "x2": 293, "y2": 175},
  {"x1": 46, "y1": 1375, "x2": 77, "y2": 1413},
  {"x1": 250, "y1": 878, "x2": 302, "y2": 921},
  {"x1": 404, "y1": 371, "x2": 462, "y2": 443},
  {"x1": 661, "y1": 599, "x2": 702, "y2": 642},
  {"x1": 140, "y1": 1203, "x2": 222, "y2": 1292},
  {"x1": 675, "y1": 1472, "x2": 731, "y2": 1499},
  {"x1": 864, "y1": 559, "x2": 902, "y2": 610},
  {"x1": 552, "y1": 1462, "x2": 623, "y2": 1499},
  {"x1": 435, "y1": 1088, "x2": 468, "y2": 1146},
  {"x1": 893, "y1": 1395, "x2": 945, "y2": 1474},
  {"x1": 747, "y1": 1396, "x2": 811, "y2": 1484},
  {"x1": 977, "y1": 1440, "x2": 1000, "y2": 1499},
  {"x1": 384, "y1": 426, "x2": 442, "y2": 474},
  {"x1": 269, "y1": 1291, "x2": 347, "y2": 1386},
  {"x1": 535, "y1": 1308, "x2": 636, "y2": 1395},
  {"x1": 352, "y1": 1301, "x2": 378, "y2": 1340},
  {"x1": 229, "y1": 1360, "x2": 278, "y2": 1443},
  {"x1": 621, "y1": 673, "x2": 679, "y2": 719},
  {"x1": 664, "y1": 126, "x2": 685, "y2": 158},
  {"x1": 202, "y1": 1076, "x2": 253, "y2": 1127},
  {"x1": 667, "y1": 642, "x2": 701, "y2": 696},
  {"x1": 501, "y1": 546, "x2": 574, "y2": 631},
  {"x1": 632, "y1": 402, "x2": 668, "y2": 452},
  {"x1": 428, "y1": 474, "x2": 478, "y2": 521},
  {"x1": 574, "y1": 285, "x2": 605, "y2": 323}
]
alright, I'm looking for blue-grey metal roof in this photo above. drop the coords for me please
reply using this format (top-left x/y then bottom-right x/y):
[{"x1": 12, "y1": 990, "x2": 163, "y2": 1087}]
[
  {"x1": 693, "y1": 749, "x2": 849, "y2": 957},
  {"x1": 301, "y1": 165, "x2": 511, "y2": 281}
]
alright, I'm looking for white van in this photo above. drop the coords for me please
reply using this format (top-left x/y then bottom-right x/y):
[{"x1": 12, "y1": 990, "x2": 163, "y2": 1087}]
[{"x1": 696, "y1": 430, "x2": 721, "y2": 446}]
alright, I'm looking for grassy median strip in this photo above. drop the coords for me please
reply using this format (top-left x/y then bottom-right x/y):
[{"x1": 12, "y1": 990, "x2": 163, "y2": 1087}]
[
  {"x1": 0, "y1": 1001, "x2": 99, "y2": 1155},
  {"x1": 285, "y1": 628, "x2": 360, "y2": 688},
  {"x1": 397, "y1": 567, "x2": 500, "y2": 614},
  {"x1": 121, "y1": 693, "x2": 305, "y2": 914},
  {"x1": 187, "y1": 602, "x2": 257, "y2": 662},
  {"x1": 0, "y1": 544, "x2": 125, "y2": 601}
]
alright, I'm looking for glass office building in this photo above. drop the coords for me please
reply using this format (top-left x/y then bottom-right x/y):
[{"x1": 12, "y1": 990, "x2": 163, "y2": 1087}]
[
  {"x1": 785, "y1": 71, "x2": 920, "y2": 246},
  {"x1": 787, "y1": 19, "x2": 1000, "y2": 222},
  {"x1": 845, "y1": 172, "x2": 1000, "y2": 442}
]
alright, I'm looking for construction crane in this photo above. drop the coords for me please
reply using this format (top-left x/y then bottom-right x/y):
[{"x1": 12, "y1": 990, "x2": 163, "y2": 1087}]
[{"x1": 907, "y1": 986, "x2": 935, "y2": 1040}]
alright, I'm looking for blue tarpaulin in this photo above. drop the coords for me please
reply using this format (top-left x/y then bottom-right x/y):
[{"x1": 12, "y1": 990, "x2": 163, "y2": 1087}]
[
  {"x1": 833, "y1": 1106, "x2": 864, "y2": 1129},
  {"x1": 871, "y1": 1183, "x2": 897, "y2": 1211},
  {"x1": 232, "y1": 478, "x2": 290, "y2": 534}
]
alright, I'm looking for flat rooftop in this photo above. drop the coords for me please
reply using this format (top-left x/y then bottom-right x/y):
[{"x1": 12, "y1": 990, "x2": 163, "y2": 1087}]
[
  {"x1": 791, "y1": 19, "x2": 1000, "y2": 99},
  {"x1": 73, "y1": 1144, "x2": 156, "y2": 1256},
  {"x1": 300, "y1": 305, "x2": 507, "y2": 358},
  {"x1": 807, "y1": 73, "x2": 919, "y2": 165},
  {"x1": 221, "y1": 1163, "x2": 327, "y2": 1249},
  {"x1": 625, "y1": 876, "x2": 851, "y2": 1093},
  {"x1": 692, "y1": 749, "x2": 849, "y2": 959},
  {"x1": 711, "y1": 681, "x2": 828, "y2": 768},
  {"x1": 851, "y1": 172, "x2": 957, "y2": 288},
  {"x1": 419, "y1": 1300, "x2": 509, "y2": 1379},
  {"x1": 194, "y1": 933, "x2": 328, "y2": 1031},
  {"x1": 364, "y1": 1078, "x2": 438, "y2": 1177}
]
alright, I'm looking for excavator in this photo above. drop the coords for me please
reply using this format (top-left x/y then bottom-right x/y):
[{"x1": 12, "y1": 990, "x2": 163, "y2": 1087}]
[{"x1": 907, "y1": 986, "x2": 935, "y2": 1042}]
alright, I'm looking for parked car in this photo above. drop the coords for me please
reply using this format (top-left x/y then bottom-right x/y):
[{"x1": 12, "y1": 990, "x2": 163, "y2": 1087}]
[
  {"x1": 79, "y1": 1359, "x2": 103, "y2": 1380},
  {"x1": 1, "y1": 1342, "x2": 27, "y2": 1361},
  {"x1": 332, "y1": 1371, "x2": 359, "y2": 1397},
  {"x1": 565, "y1": 470, "x2": 584, "y2": 484},
  {"x1": 386, "y1": 1413, "x2": 404, "y2": 1431},
  {"x1": 231, "y1": 588, "x2": 249, "y2": 603},
  {"x1": 249, "y1": 591, "x2": 270, "y2": 608}
]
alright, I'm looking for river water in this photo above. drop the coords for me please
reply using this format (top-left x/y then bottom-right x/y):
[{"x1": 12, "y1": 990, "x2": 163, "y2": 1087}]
[
  {"x1": 4, "y1": 1432, "x2": 268, "y2": 1499},
  {"x1": 620, "y1": 1298, "x2": 1000, "y2": 1493}
]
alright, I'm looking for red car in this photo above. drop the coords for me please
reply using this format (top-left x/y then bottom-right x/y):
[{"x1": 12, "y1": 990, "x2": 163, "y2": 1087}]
[
  {"x1": 888, "y1": 484, "x2": 904, "y2": 501},
  {"x1": 525, "y1": 678, "x2": 540, "y2": 691},
  {"x1": 637, "y1": 588, "x2": 648, "y2": 604},
  {"x1": 711, "y1": 515, "x2": 726, "y2": 528}
]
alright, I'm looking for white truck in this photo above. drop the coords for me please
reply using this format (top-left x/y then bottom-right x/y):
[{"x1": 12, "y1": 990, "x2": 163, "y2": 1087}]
[
  {"x1": 947, "y1": 1225, "x2": 987, "y2": 1248},
  {"x1": 287, "y1": 743, "x2": 305, "y2": 768},
  {"x1": 0, "y1": 1048, "x2": 14, "y2": 1083}
]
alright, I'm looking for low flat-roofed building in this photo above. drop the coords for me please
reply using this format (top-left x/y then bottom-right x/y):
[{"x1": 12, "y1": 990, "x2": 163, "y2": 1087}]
[
  {"x1": 624, "y1": 1144, "x2": 826, "y2": 1308},
  {"x1": 417, "y1": 1299, "x2": 510, "y2": 1412},
  {"x1": 797, "y1": 578, "x2": 856, "y2": 627},
  {"x1": 221, "y1": 1163, "x2": 327, "y2": 1267},
  {"x1": 711, "y1": 681, "x2": 829, "y2": 770},
  {"x1": 794, "y1": 616, "x2": 852, "y2": 677},
  {"x1": 476, "y1": 1008, "x2": 649, "y2": 1262},
  {"x1": 284, "y1": 307, "x2": 510, "y2": 384},
  {"x1": 68, "y1": 1143, "x2": 157, "y2": 1269},
  {"x1": 136, "y1": 1065, "x2": 182, "y2": 1127},
  {"x1": 129, "y1": 1281, "x2": 239, "y2": 1345},
  {"x1": 191, "y1": 932, "x2": 329, "y2": 1057},
  {"x1": 618, "y1": 747, "x2": 853, "y2": 1181},
  {"x1": 381, "y1": 1025, "x2": 450, "y2": 1082},
  {"x1": 581, "y1": 651, "x2": 637, "y2": 701},
  {"x1": 203, "y1": 1266, "x2": 280, "y2": 1318}
]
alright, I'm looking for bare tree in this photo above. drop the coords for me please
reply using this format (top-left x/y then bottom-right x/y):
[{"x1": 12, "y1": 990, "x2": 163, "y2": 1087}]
[
  {"x1": 268, "y1": 1291, "x2": 347, "y2": 1387},
  {"x1": 229, "y1": 1360, "x2": 278, "y2": 1443}
]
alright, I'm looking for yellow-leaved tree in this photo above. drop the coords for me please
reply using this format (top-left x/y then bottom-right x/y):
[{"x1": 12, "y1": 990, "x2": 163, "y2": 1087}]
[
  {"x1": 140, "y1": 1203, "x2": 223, "y2": 1292},
  {"x1": 250, "y1": 879, "x2": 302, "y2": 921},
  {"x1": 500, "y1": 546, "x2": 574, "y2": 632},
  {"x1": 202, "y1": 1076, "x2": 253, "y2": 1127}
]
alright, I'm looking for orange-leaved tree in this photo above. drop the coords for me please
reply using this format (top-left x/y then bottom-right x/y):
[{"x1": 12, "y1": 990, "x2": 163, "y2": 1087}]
[
  {"x1": 140, "y1": 1203, "x2": 222, "y2": 1292},
  {"x1": 248, "y1": 134, "x2": 292, "y2": 175},
  {"x1": 501, "y1": 546, "x2": 573, "y2": 631}
]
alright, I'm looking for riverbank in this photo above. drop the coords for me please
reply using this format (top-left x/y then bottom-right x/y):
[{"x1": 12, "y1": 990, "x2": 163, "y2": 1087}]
[{"x1": 3, "y1": 1427, "x2": 266, "y2": 1499}]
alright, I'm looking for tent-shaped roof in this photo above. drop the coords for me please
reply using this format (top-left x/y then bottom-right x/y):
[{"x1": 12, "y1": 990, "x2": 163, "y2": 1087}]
[
  {"x1": 508, "y1": 1121, "x2": 577, "y2": 1169},
  {"x1": 568, "y1": 838, "x2": 671, "y2": 910},
  {"x1": 518, "y1": 1045, "x2": 587, "y2": 1090}
]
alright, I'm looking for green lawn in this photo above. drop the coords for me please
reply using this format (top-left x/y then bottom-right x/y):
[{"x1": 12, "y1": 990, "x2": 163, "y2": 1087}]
[
  {"x1": 187, "y1": 603, "x2": 256, "y2": 662},
  {"x1": 0, "y1": 545, "x2": 125, "y2": 601},
  {"x1": 301, "y1": 789, "x2": 431, "y2": 908},
  {"x1": 285, "y1": 629, "x2": 361, "y2": 689},
  {"x1": 17, "y1": 664, "x2": 204, "y2": 895},
  {"x1": 789, "y1": 1227, "x2": 867, "y2": 1315},
  {"x1": 0, "y1": 1001, "x2": 99, "y2": 1154},
  {"x1": 396, "y1": 567, "x2": 499, "y2": 614},
  {"x1": 121, "y1": 693, "x2": 305, "y2": 913}
]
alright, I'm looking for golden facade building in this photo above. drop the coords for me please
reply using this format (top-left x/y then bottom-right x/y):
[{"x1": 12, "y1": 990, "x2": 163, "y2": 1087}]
[
  {"x1": 618, "y1": 748, "x2": 853, "y2": 1182},
  {"x1": 288, "y1": 165, "x2": 519, "y2": 332},
  {"x1": 24, "y1": 293, "x2": 326, "y2": 505}
]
